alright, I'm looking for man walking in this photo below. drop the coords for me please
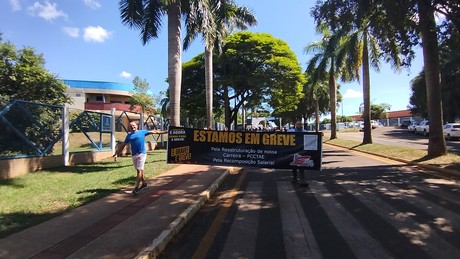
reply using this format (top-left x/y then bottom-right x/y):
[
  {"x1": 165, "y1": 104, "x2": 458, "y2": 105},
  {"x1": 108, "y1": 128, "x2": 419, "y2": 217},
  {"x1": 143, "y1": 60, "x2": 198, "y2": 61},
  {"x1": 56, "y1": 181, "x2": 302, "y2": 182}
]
[
  {"x1": 113, "y1": 122, "x2": 167, "y2": 194},
  {"x1": 288, "y1": 120, "x2": 308, "y2": 186}
]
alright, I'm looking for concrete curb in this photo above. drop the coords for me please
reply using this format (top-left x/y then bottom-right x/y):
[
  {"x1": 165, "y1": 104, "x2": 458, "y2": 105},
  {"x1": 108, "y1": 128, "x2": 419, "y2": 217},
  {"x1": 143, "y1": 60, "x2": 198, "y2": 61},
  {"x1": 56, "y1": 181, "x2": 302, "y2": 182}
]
[
  {"x1": 135, "y1": 167, "x2": 237, "y2": 259},
  {"x1": 324, "y1": 142, "x2": 460, "y2": 178}
]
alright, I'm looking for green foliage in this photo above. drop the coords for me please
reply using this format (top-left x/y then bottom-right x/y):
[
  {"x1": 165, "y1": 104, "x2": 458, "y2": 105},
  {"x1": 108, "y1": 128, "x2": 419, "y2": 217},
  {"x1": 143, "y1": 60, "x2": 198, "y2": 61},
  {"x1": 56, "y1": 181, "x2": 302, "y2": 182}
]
[
  {"x1": 409, "y1": 22, "x2": 460, "y2": 122},
  {"x1": 0, "y1": 101, "x2": 63, "y2": 156},
  {"x1": 439, "y1": 22, "x2": 460, "y2": 122},
  {"x1": 304, "y1": 25, "x2": 344, "y2": 138},
  {"x1": 409, "y1": 71, "x2": 428, "y2": 119},
  {"x1": 217, "y1": 31, "x2": 305, "y2": 125},
  {"x1": 0, "y1": 39, "x2": 70, "y2": 156},
  {"x1": 181, "y1": 54, "x2": 225, "y2": 127},
  {"x1": 337, "y1": 115, "x2": 353, "y2": 122},
  {"x1": 370, "y1": 104, "x2": 386, "y2": 119},
  {"x1": 132, "y1": 76, "x2": 150, "y2": 93},
  {"x1": 321, "y1": 118, "x2": 331, "y2": 124},
  {"x1": 69, "y1": 112, "x2": 100, "y2": 132},
  {"x1": 180, "y1": 32, "x2": 305, "y2": 128},
  {"x1": 130, "y1": 76, "x2": 155, "y2": 114},
  {"x1": 181, "y1": 54, "x2": 208, "y2": 125},
  {"x1": 300, "y1": 73, "x2": 331, "y2": 122},
  {"x1": 0, "y1": 40, "x2": 71, "y2": 105}
]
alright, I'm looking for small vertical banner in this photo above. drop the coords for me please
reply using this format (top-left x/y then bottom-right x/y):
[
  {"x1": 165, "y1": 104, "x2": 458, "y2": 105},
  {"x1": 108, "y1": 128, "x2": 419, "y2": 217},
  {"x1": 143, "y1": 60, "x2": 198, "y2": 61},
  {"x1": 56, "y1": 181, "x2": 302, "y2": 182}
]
[{"x1": 101, "y1": 114, "x2": 112, "y2": 132}]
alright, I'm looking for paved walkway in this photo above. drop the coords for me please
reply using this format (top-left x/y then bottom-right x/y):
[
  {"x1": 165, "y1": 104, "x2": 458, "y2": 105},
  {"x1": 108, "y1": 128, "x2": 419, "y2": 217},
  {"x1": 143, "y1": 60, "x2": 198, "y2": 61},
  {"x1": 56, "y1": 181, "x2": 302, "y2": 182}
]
[{"x1": 0, "y1": 165, "x2": 237, "y2": 259}]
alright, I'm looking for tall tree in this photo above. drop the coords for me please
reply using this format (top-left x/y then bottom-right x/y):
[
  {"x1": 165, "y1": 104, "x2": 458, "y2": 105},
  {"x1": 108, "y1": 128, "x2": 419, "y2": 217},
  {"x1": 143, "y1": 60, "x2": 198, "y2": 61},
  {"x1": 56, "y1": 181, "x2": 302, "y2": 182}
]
[
  {"x1": 184, "y1": 0, "x2": 256, "y2": 129},
  {"x1": 305, "y1": 24, "x2": 344, "y2": 139},
  {"x1": 217, "y1": 32, "x2": 305, "y2": 128},
  {"x1": 285, "y1": 70, "x2": 331, "y2": 132},
  {"x1": 439, "y1": 21, "x2": 460, "y2": 122},
  {"x1": 0, "y1": 40, "x2": 71, "y2": 105},
  {"x1": 409, "y1": 21, "x2": 460, "y2": 123},
  {"x1": 180, "y1": 55, "x2": 226, "y2": 128},
  {"x1": 120, "y1": 0, "x2": 183, "y2": 126},
  {"x1": 417, "y1": 0, "x2": 446, "y2": 156},
  {"x1": 308, "y1": 79, "x2": 330, "y2": 132},
  {"x1": 370, "y1": 104, "x2": 387, "y2": 120},
  {"x1": 312, "y1": 0, "x2": 460, "y2": 157},
  {"x1": 313, "y1": 1, "x2": 386, "y2": 144}
]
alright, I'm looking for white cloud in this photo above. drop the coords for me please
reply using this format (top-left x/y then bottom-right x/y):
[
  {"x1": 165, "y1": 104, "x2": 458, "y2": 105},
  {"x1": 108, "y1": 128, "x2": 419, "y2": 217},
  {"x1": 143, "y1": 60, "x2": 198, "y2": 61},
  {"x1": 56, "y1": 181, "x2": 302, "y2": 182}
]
[
  {"x1": 10, "y1": 0, "x2": 21, "y2": 11},
  {"x1": 83, "y1": 26, "x2": 112, "y2": 43},
  {"x1": 342, "y1": 89, "x2": 363, "y2": 99},
  {"x1": 28, "y1": 1, "x2": 67, "y2": 21},
  {"x1": 62, "y1": 27, "x2": 79, "y2": 38},
  {"x1": 120, "y1": 71, "x2": 132, "y2": 78},
  {"x1": 83, "y1": 0, "x2": 101, "y2": 10}
]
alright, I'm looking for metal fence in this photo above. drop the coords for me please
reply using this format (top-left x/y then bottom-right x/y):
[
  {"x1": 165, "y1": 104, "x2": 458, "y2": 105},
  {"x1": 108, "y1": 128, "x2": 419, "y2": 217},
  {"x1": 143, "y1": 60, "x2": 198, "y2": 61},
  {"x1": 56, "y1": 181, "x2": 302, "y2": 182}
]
[
  {"x1": 0, "y1": 100, "x2": 165, "y2": 160},
  {"x1": 0, "y1": 100, "x2": 65, "y2": 158}
]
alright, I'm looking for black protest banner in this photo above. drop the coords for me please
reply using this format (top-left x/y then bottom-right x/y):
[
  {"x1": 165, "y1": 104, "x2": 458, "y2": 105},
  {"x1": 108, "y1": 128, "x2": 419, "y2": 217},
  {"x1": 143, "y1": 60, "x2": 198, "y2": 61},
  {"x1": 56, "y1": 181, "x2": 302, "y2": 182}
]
[{"x1": 166, "y1": 127, "x2": 322, "y2": 170}]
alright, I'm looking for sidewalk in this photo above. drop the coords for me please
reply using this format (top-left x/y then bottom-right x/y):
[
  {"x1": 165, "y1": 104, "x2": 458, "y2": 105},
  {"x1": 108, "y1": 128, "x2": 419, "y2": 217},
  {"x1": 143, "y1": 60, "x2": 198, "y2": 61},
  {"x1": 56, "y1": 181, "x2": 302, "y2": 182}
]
[{"x1": 0, "y1": 164, "x2": 238, "y2": 259}]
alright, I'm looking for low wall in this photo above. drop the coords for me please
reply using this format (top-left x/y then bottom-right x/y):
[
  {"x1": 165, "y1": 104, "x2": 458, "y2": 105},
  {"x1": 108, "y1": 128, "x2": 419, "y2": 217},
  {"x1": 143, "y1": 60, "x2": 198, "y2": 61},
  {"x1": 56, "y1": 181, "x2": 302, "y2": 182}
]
[
  {"x1": 0, "y1": 151, "x2": 113, "y2": 179},
  {"x1": 0, "y1": 142, "x2": 159, "y2": 180}
]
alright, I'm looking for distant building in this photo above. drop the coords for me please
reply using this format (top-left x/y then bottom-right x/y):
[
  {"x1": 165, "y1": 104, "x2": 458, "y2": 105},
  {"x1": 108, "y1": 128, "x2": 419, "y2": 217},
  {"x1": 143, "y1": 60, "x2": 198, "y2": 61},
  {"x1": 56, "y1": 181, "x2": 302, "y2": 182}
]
[
  {"x1": 349, "y1": 109, "x2": 421, "y2": 126},
  {"x1": 63, "y1": 79, "x2": 158, "y2": 131},
  {"x1": 63, "y1": 79, "x2": 140, "y2": 113}
]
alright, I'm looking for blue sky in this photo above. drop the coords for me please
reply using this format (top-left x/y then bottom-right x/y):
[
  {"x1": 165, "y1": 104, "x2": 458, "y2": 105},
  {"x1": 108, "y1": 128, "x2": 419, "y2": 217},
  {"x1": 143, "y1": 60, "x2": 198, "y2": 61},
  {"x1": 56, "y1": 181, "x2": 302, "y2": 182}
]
[{"x1": 1, "y1": 0, "x2": 423, "y2": 117}]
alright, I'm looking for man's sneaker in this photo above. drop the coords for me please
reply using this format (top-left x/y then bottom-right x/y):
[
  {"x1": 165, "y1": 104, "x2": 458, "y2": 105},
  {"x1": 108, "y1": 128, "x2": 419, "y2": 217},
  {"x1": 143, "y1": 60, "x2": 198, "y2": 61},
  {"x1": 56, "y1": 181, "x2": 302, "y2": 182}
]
[
  {"x1": 132, "y1": 186, "x2": 140, "y2": 195},
  {"x1": 139, "y1": 182, "x2": 148, "y2": 191},
  {"x1": 291, "y1": 179, "x2": 298, "y2": 184}
]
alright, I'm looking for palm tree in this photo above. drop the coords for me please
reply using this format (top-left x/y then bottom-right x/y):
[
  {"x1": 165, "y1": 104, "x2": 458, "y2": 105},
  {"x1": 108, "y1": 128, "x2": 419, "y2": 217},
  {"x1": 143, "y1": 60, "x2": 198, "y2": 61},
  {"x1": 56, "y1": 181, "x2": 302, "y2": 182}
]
[
  {"x1": 159, "y1": 94, "x2": 170, "y2": 119},
  {"x1": 340, "y1": 25, "x2": 383, "y2": 144},
  {"x1": 311, "y1": 81, "x2": 329, "y2": 132},
  {"x1": 305, "y1": 24, "x2": 344, "y2": 139},
  {"x1": 417, "y1": 1, "x2": 447, "y2": 157},
  {"x1": 183, "y1": 0, "x2": 256, "y2": 129},
  {"x1": 303, "y1": 70, "x2": 330, "y2": 132},
  {"x1": 119, "y1": 0, "x2": 183, "y2": 127},
  {"x1": 312, "y1": 0, "x2": 449, "y2": 157}
]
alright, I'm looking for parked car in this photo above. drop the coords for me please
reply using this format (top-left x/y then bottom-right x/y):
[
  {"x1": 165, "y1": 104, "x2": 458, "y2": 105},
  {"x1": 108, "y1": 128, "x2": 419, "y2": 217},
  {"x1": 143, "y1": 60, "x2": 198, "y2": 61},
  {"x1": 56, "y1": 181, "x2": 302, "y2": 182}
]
[
  {"x1": 359, "y1": 121, "x2": 364, "y2": 131},
  {"x1": 415, "y1": 120, "x2": 429, "y2": 136},
  {"x1": 400, "y1": 120, "x2": 412, "y2": 128},
  {"x1": 443, "y1": 123, "x2": 460, "y2": 140},
  {"x1": 371, "y1": 120, "x2": 379, "y2": 129},
  {"x1": 358, "y1": 120, "x2": 379, "y2": 131},
  {"x1": 407, "y1": 122, "x2": 416, "y2": 133}
]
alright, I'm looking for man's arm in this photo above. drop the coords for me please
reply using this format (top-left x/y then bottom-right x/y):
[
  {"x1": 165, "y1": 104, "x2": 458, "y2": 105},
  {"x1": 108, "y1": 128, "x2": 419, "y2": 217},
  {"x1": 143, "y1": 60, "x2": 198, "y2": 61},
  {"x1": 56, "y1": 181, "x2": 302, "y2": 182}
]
[
  {"x1": 113, "y1": 142, "x2": 127, "y2": 161},
  {"x1": 148, "y1": 129, "x2": 168, "y2": 135}
]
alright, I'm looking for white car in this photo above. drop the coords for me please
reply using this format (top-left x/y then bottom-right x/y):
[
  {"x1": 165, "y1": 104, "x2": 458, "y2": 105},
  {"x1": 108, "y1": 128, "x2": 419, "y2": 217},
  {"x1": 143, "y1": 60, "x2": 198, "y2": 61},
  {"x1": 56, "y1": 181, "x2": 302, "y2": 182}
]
[
  {"x1": 371, "y1": 120, "x2": 379, "y2": 129},
  {"x1": 415, "y1": 120, "x2": 429, "y2": 136},
  {"x1": 443, "y1": 123, "x2": 460, "y2": 140},
  {"x1": 358, "y1": 120, "x2": 378, "y2": 131},
  {"x1": 407, "y1": 121, "x2": 418, "y2": 133}
]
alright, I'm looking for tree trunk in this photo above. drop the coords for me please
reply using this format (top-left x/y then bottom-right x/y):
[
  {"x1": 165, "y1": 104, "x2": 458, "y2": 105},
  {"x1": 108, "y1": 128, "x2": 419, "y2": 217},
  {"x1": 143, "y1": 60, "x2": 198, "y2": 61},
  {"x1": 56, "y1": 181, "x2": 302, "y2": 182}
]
[
  {"x1": 418, "y1": 1, "x2": 447, "y2": 157},
  {"x1": 168, "y1": 2, "x2": 182, "y2": 127},
  {"x1": 329, "y1": 64, "x2": 337, "y2": 139},
  {"x1": 362, "y1": 31, "x2": 373, "y2": 144},
  {"x1": 205, "y1": 46, "x2": 213, "y2": 129},
  {"x1": 315, "y1": 98, "x2": 320, "y2": 132},
  {"x1": 223, "y1": 86, "x2": 230, "y2": 128}
]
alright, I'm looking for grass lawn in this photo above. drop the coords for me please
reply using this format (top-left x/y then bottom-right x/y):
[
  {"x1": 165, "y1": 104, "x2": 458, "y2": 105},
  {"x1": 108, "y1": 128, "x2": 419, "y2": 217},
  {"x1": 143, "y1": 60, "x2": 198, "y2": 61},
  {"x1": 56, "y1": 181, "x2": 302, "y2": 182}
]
[
  {"x1": 0, "y1": 149, "x2": 177, "y2": 239},
  {"x1": 324, "y1": 136, "x2": 460, "y2": 172}
]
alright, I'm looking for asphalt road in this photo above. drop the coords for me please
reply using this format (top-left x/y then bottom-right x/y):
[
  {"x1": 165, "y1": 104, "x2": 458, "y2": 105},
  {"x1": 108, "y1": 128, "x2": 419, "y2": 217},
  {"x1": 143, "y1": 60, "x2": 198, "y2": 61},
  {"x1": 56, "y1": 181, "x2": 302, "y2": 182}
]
[
  {"x1": 159, "y1": 145, "x2": 460, "y2": 259},
  {"x1": 336, "y1": 126, "x2": 460, "y2": 154}
]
